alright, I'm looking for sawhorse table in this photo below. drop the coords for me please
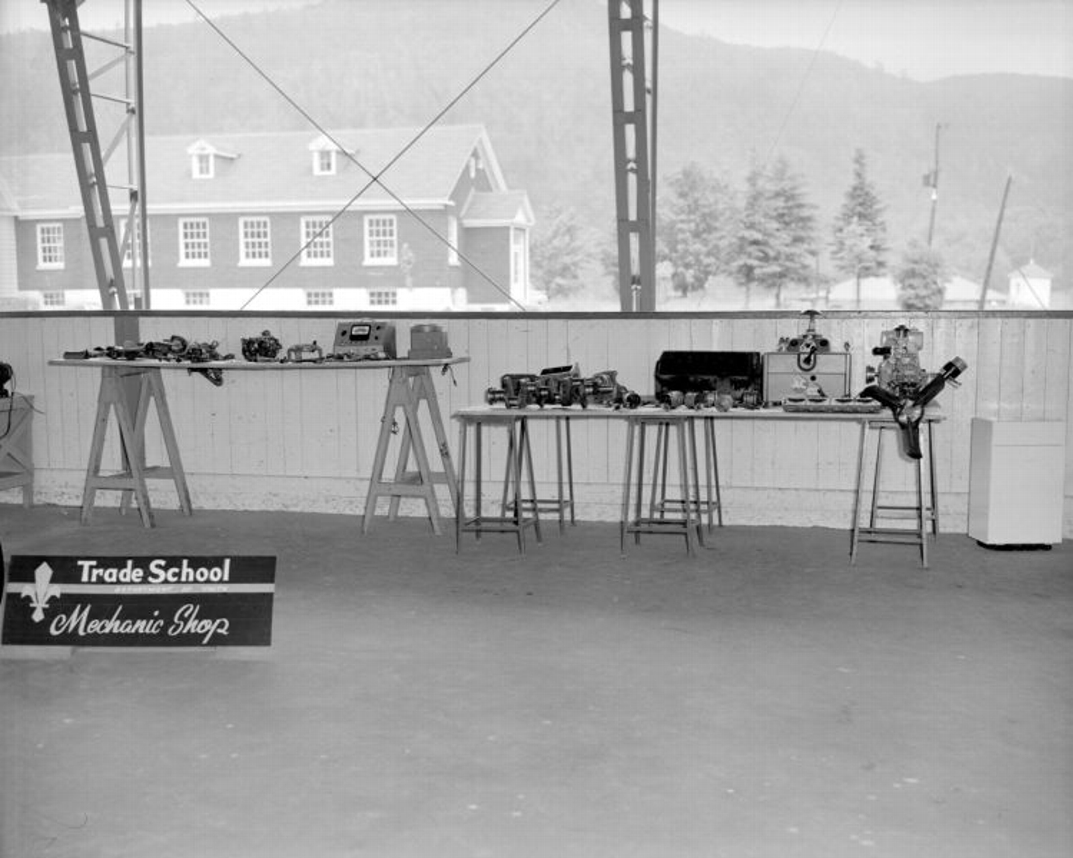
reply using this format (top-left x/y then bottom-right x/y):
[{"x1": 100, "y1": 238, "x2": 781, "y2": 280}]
[{"x1": 49, "y1": 357, "x2": 467, "y2": 531}]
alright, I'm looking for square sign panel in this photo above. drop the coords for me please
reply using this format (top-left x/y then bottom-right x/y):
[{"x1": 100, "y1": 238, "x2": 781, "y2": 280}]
[{"x1": 2, "y1": 556, "x2": 275, "y2": 648}]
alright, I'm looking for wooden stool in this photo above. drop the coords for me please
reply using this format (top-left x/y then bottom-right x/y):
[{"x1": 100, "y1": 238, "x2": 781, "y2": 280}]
[
  {"x1": 621, "y1": 413, "x2": 700, "y2": 556},
  {"x1": 651, "y1": 415, "x2": 723, "y2": 534},
  {"x1": 850, "y1": 419, "x2": 938, "y2": 568},
  {"x1": 455, "y1": 412, "x2": 542, "y2": 553},
  {"x1": 502, "y1": 414, "x2": 575, "y2": 533},
  {"x1": 0, "y1": 394, "x2": 35, "y2": 507}
]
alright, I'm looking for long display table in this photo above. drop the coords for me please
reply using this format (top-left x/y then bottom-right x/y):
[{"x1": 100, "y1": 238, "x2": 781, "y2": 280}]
[
  {"x1": 48, "y1": 357, "x2": 468, "y2": 532},
  {"x1": 452, "y1": 405, "x2": 942, "y2": 565}
]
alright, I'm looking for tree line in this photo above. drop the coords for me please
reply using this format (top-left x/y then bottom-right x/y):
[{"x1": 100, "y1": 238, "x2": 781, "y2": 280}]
[{"x1": 532, "y1": 149, "x2": 947, "y2": 310}]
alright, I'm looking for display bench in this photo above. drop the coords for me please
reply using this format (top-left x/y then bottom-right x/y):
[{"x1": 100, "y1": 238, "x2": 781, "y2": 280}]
[
  {"x1": 48, "y1": 357, "x2": 468, "y2": 531},
  {"x1": 0, "y1": 394, "x2": 34, "y2": 507},
  {"x1": 453, "y1": 405, "x2": 943, "y2": 565}
]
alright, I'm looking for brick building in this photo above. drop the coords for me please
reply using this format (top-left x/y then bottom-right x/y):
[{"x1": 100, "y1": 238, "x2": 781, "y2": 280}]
[{"x1": 0, "y1": 124, "x2": 533, "y2": 311}]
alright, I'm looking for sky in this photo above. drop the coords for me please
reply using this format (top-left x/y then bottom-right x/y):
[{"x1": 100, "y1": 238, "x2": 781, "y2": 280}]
[{"x1": 3, "y1": 0, "x2": 1071, "y2": 82}]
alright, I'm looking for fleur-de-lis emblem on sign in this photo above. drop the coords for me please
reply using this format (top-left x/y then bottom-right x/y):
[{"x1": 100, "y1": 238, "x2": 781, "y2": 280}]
[{"x1": 21, "y1": 562, "x2": 62, "y2": 623}]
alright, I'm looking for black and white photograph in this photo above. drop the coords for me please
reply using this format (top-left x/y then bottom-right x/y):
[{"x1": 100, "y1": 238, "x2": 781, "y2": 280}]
[{"x1": 1, "y1": 1, "x2": 1070, "y2": 855}]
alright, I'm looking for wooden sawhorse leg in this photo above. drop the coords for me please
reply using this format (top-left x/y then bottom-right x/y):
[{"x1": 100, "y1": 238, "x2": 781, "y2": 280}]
[
  {"x1": 82, "y1": 367, "x2": 191, "y2": 527},
  {"x1": 363, "y1": 365, "x2": 457, "y2": 535}
]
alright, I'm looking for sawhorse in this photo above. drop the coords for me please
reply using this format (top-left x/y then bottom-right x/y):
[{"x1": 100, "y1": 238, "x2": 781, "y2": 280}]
[
  {"x1": 82, "y1": 365, "x2": 192, "y2": 527},
  {"x1": 362, "y1": 364, "x2": 458, "y2": 535}
]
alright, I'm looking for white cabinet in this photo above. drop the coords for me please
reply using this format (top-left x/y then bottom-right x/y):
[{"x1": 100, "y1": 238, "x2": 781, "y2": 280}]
[{"x1": 968, "y1": 419, "x2": 1066, "y2": 546}]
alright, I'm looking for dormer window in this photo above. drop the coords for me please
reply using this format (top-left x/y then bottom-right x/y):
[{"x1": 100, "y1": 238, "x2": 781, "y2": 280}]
[
  {"x1": 314, "y1": 148, "x2": 336, "y2": 175},
  {"x1": 309, "y1": 134, "x2": 349, "y2": 176},
  {"x1": 186, "y1": 139, "x2": 238, "y2": 179},
  {"x1": 193, "y1": 152, "x2": 214, "y2": 178}
]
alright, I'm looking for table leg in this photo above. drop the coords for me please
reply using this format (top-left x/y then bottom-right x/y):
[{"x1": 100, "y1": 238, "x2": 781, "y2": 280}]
[
  {"x1": 620, "y1": 419, "x2": 636, "y2": 554},
  {"x1": 917, "y1": 451, "x2": 929, "y2": 568},
  {"x1": 927, "y1": 421, "x2": 939, "y2": 535},
  {"x1": 850, "y1": 419, "x2": 869, "y2": 563},
  {"x1": 675, "y1": 421, "x2": 695, "y2": 557},
  {"x1": 455, "y1": 420, "x2": 467, "y2": 553}
]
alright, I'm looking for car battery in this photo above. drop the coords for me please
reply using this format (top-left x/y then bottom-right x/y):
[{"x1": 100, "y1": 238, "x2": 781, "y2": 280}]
[
  {"x1": 654, "y1": 351, "x2": 763, "y2": 406},
  {"x1": 332, "y1": 320, "x2": 396, "y2": 360},
  {"x1": 763, "y1": 352, "x2": 851, "y2": 404},
  {"x1": 407, "y1": 324, "x2": 452, "y2": 360}
]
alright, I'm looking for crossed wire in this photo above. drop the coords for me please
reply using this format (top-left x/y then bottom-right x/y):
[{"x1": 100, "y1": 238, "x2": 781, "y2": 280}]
[{"x1": 182, "y1": 0, "x2": 564, "y2": 312}]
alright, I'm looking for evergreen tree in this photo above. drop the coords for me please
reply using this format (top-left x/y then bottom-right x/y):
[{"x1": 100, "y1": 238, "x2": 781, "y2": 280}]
[
  {"x1": 732, "y1": 157, "x2": 817, "y2": 308},
  {"x1": 657, "y1": 162, "x2": 736, "y2": 296},
  {"x1": 831, "y1": 149, "x2": 888, "y2": 307},
  {"x1": 896, "y1": 241, "x2": 946, "y2": 310},
  {"x1": 530, "y1": 205, "x2": 589, "y2": 300}
]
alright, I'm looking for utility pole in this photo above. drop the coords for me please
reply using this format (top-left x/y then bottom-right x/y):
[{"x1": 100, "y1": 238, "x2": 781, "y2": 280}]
[
  {"x1": 926, "y1": 123, "x2": 941, "y2": 247},
  {"x1": 979, "y1": 174, "x2": 1012, "y2": 310}
]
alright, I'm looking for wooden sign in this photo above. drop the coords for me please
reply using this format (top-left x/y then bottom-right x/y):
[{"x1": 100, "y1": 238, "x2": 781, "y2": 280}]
[{"x1": 1, "y1": 555, "x2": 275, "y2": 649}]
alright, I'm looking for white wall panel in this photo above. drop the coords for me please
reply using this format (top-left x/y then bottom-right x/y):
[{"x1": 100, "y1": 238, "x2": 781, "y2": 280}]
[{"x1": 1, "y1": 311, "x2": 1070, "y2": 536}]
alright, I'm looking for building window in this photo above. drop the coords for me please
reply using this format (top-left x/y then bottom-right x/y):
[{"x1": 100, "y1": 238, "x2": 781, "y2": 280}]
[
  {"x1": 192, "y1": 152, "x2": 214, "y2": 178},
  {"x1": 363, "y1": 215, "x2": 397, "y2": 265},
  {"x1": 184, "y1": 291, "x2": 211, "y2": 307},
  {"x1": 239, "y1": 217, "x2": 272, "y2": 266},
  {"x1": 369, "y1": 290, "x2": 397, "y2": 307},
  {"x1": 300, "y1": 217, "x2": 334, "y2": 266},
  {"x1": 42, "y1": 291, "x2": 66, "y2": 307},
  {"x1": 305, "y1": 290, "x2": 334, "y2": 307},
  {"x1": 511, "y1": 227, "x2": 527, "y2": 290},
  {"x1": 313, "y1": 149, "x2": 336, "y2": 175},
  {"x1": 36, "y1": 223, "x2": 65, "y2": 269},
  {"x1": 179, "y1": 218, "x2": 211, "y2": 266},
  {"x1": 118, "y1": 218, "x2": 150, "y2": 268},
  {"x1": 447, "y1": 215, "x2": 459, "y2": 266}
]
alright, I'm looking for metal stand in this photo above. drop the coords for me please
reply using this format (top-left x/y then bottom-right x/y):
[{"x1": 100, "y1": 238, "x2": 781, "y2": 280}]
[
  {"x1": 651, "y1": 416, "x2": 722, "y2": 533},
  {"x1": 621, "y1": 414, "x2": 699, "y2": 556},
  {"x1": 851, "y1": 420, "x2": 938, "y2": 568},
  {"x1": 455, "y1": 413, "x2": 542, "y2": 553}
]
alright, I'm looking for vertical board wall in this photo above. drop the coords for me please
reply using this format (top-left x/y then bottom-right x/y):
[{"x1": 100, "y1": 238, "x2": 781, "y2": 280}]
[{"x1": 2, "y1": 311, "x2": 1071, "y2": 536}]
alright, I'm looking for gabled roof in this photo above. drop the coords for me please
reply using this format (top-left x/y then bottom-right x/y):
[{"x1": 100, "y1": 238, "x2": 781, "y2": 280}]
[
  {"x1": 1012, "y1": 260, "x2": 1052, "y2": 280},
  {"x1": 462, "y1": 191, "x2": 534, "y2": 226},
  {"x1": 0, "y1": 124, "x2": 510, "y2": 215}
]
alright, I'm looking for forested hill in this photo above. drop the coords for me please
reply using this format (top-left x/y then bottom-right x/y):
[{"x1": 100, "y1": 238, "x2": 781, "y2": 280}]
[{"x1": 2, "y1": 0, "x2": 1069, "y2": 288}]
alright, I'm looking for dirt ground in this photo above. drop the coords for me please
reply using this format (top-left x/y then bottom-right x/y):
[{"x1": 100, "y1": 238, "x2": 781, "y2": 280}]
[{"x1": 2, "y1": 503, "x2": 1071, "y2": 857}]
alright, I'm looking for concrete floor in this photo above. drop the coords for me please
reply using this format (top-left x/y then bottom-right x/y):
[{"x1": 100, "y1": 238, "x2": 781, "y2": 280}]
[{"x1": 1, "y1": 503, "x2": 1071, "y2": 858}]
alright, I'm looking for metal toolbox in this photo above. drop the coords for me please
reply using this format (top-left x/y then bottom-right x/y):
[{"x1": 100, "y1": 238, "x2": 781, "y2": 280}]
[{"x1": 763, "y1": 352, "x2": 851, "y2": 404}]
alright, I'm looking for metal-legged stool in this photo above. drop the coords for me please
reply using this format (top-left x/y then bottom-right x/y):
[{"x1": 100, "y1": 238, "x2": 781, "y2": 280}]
[
  {"x1": 621, "y1": 413, "x2": 700, "y2": 555},
  {"x1": 651, "y1": 415, "x2": 723, "y2": 534},
  {"x1": 850, "y1": 418, "x2": 939, "y2": 568},
  {"x1": 455, "y1": 413, "x2": 542, "y2": 553},
  {"x1": 503, "y1": 415, "x2": 575, "y2": 533}
]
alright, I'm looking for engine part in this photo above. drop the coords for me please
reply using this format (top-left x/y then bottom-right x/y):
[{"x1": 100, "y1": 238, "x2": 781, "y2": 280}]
[
  {"x1": 242, "y1": 330, "x2": 283, "y2": 362},
  {"x1": 861, "y1": 355, "x2": 968, "y2": 458}
]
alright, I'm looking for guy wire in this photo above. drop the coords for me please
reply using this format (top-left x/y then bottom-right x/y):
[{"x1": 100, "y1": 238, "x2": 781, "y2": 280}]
[
  {"x1": 763, "y1": 0, "x2": 844, "y2": 166},
  {"x1": 183, "y1": 0, "x2": 564, "y2": 312}
]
